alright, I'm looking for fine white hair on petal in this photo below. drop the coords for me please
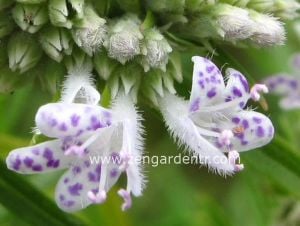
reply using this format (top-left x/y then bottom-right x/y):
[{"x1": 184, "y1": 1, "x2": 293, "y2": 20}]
[
  {"x1": 61, "y1": 66, "x2": 100, "y2": 105},
  {"x1": 159, "y1": 93, "x2": 235, "y2": 176},
  {"x1": 111, "y1": 94, "x2": 146, "y2": 196}
]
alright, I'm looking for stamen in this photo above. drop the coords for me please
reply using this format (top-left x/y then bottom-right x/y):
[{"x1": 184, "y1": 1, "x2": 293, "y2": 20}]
[
  {"x1": 228, "y1": 150, "x2": 244, "y2": 172},
  {"x1": 64, "y1": 129, "x2": 108, "y2": 157},
  {"x1": 117, "y1": 188, "x2": 132, "y2": 211},
  {"x1": 218, "y1": 130, "x2": 234, "y2": 146},
  {"x1": 250, "y1": 84, "x2": 269, "y2": 101},
  {"x1": 87, "y1": 190, "x2": 106, "y2": 204}
]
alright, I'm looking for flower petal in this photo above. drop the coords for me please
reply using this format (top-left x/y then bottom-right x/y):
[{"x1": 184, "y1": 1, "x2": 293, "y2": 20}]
[
  {"x1": 223, "y1": 68, "x2": 250, "y2": 109},
  {"x1": 6, "y1": 140, "x2": 74, "y2": 174},
  {"x1": 264, "y1": 74, "x2": 299, "y2": 96},
  {"x1": 216, "y1": 110, "x2": 274, "y2": 152},
  {"x1": 55, "y1": 156, "x2": 122, "y2": 212},
  {"x1": 189, "y1": 56, "x2": 225, "y2": 112},
  {"x1": 279, "y1": 96, "x2": 300, "y2": 110},
  {"x1": 36, "y1": 103, "x2": 112, "y2": 138}
]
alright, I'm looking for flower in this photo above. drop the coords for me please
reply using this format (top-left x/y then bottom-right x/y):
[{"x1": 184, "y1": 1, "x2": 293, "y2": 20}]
[
  {"x1": 6, "y1": 68, "x2": 145, "y2": 212},
  {"x1": 264, "y1": 54, "x2": 300, "y2": 110},
  {"x1": 158, "y1": 56, "x2": 274, "y2": 175},
  {"x1": 264, "y1": 75, "x2": 300, "y2": 110}
]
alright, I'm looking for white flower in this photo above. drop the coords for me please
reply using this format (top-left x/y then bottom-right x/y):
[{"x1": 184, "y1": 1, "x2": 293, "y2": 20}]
[
  {"x1": 6, "y1": 68, "x2": 145, "y2": 212},
  {"x1": 158, "y1": 56, "x2": 274, "y2": 175}
]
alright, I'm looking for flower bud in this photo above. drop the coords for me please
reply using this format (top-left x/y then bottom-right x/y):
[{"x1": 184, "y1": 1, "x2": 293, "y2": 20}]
[
  {"x1": 72, "y1": 5, "x2": 107, "y2": 56},
  {"x1": 108, "y1": 63, "x2": 142, "y2": 101},
  {"x1": 213, "y1": 4, "x2": 254, "y2": 40},
  {"x1": 273, "y1": 0, "x2": 300, "y2": 20},
  {"x1": 12, "y1": 3, "x2": 48, "y2": 33},
  {"x1": 40, "y1": 27, "x2": 73, "y2": 62},
  {"x1": 104, "y1": 14, "x2": 143, "y2": 64},
  {"x1": 48, "y1": 0, "x2": 72, "y2": 28},
  {"x1": 93, "y1": 51, "x2": 118, "y2": 80},
  {"x1": 140, "y1": 28, "x2": 172, "y2": 72},
  {"x1": 64, "y1": 47, "x2": 92, "y2": 72},
  {"x1": 0, "y1": 13, "x2": 14, "y2": 38},
  {"x1": 8, "y1": 33, "x2": 43, "y2": 74},
  {"x1": 249, "y1": 10, "x2": 286, "y2": 46}
]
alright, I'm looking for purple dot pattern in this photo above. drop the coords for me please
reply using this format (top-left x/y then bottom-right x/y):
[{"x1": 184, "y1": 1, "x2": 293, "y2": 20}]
[
  {"x1": 36, "y1": 103, "x2": 113, "y2": 139},
  {"x1": 215, "y1": 111, "x2": 274, "y2": 152},
  {"x1": 55, "y1": 157, "x2": 122, "y2": 212},
  {"x1": 189, "y1": 57, "x2": 225, "y2": 112},
  {"x1": 264, "y1": 75, "x2": 300, "y2": 95},
  {"x1": 223, "y1": 70, "x2": 250, "y2": 110},
  {"x1": 6, "y1": 140, "x2": 73, "y2": 174}
]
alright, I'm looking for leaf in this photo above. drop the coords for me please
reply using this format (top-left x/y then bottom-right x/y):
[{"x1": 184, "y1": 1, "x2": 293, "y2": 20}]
[{"x1": 0, "y1": 161, "x2": 86, "y2": 226}]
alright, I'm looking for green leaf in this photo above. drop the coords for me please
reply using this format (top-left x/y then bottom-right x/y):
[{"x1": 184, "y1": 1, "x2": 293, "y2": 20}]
[{"x1": 0, "y1": 161, "x2": 86, "y2": 226}]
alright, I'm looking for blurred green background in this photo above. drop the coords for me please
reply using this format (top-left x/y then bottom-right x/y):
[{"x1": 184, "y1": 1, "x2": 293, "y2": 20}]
[{"x1": 1, "y1": 21, "x2": 300, "y2": 226}]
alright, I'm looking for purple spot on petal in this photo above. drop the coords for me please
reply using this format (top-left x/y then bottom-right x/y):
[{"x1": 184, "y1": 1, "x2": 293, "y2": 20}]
[
  {"x1": 32, "y1": 149, "x2": 40, "y2": 155},
  {"x1": 232, "y1": 117, "x2": 240, "y2": 124},
  {"x1": 71, "y1": 114, "x2": 80, "y2": 127},
  {"x1": 256, "y1": 126, "x2": 265, "y2": 137},
  {"x1": 32, "y1": 164, "x2": 43, "y2": 172},
  {"x1": 253, "y1": 117, "x2": 262, "y2": 124},
  {"x1": 72, "y1": 166, "x2": 81, "y2": 175},
  {"x1": 190, "y1": 98, "x2": 200, "y2": 112},
  {"x1": 43, "y1": 148, "x2": 53, "y2": 160},
  {"x1": 59, "y1": 123, "x2": 68, "y2": 132},
  {"x1": 207, "y1": 88, "x2": 217, "y2": 98},
  {"x1": 242, "y1": 120, "x2": 249, "y2": 129},
  {"x1": 68, "y1": 183, "x2": 83, "y2": 196},
  {"x1": 232, "y1": 87, "x2": 242, "y2": 97},
  {"x1": 110, "y1": 168, "x2": 118, "y2": 178},
  {"x1": 206, "y1": 65, "x2": 214, "y2": 73},
  {"x1": 23, "y1": 157, "x2": 33, "y2": 167},
  {"x1": 64, "y1": 178, "x2": 69, "y2": 184}
]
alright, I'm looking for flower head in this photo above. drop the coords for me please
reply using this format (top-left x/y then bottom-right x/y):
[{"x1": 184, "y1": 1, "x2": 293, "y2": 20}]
[
  {"x1": 6, "y1": 68, "x2": 145, "y2": 212},
  {"x1": 72, "y1": 5, "x2": 107, "y2": 56},
  {"x1": 104, "y1": 14, "x2": 143, "y2": 64},
  {"x1": 140, "y1": 28, "x2": 172, "y2": 72},
  {"x1": 159, "y1": 56, "x2": 274, "y2": 175}
]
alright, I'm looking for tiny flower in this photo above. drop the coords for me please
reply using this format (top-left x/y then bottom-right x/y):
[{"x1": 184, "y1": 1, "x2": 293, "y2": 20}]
[
  {"x1": 249, "y1": 10, "x2": 285, "y2": 46},
  {"x1": 264, "y1": 74, "x2": 300, "y2": 110},
  {"x1": 158, "y1": 56, "x2": 274, "y2": 175},
  {"x1": 72, "y1": 5, "x2": 107, "y2": 56},
  {"x1": 40, "y1": 26, "x2": 73, "y2": 62},
  {"x1": 8, "y1": 32, "x2": 43, "y2": 74},
  {"x1": 6, "y1": 69, "x2": 145, "y2": 212},
  {"x1": 12, "y1": 3, "x2": 48, "y2": 33},
  {"x1": 104, "y1": 14, "x2": 143, "y2": 64},
  {"x1": 140, "y1": 28, "x2": 172, "y2": 72}
]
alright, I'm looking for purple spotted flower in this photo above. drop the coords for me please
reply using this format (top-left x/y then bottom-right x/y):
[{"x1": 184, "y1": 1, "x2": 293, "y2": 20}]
[
  {"x1": 264, "y1": 74, "x2": 300, "y2": 109},
  {"x1": 6, "y1": 68, "x2": 145, "y2": 212},
  {"x1": 159, "y1": 56, "x2": 274, "y2": 175}
]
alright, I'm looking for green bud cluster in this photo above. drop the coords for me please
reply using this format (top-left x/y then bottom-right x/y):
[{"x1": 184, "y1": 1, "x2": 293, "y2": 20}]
[{"x1": 0, "y1": 0, "x2": 298, "y2": 106}]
